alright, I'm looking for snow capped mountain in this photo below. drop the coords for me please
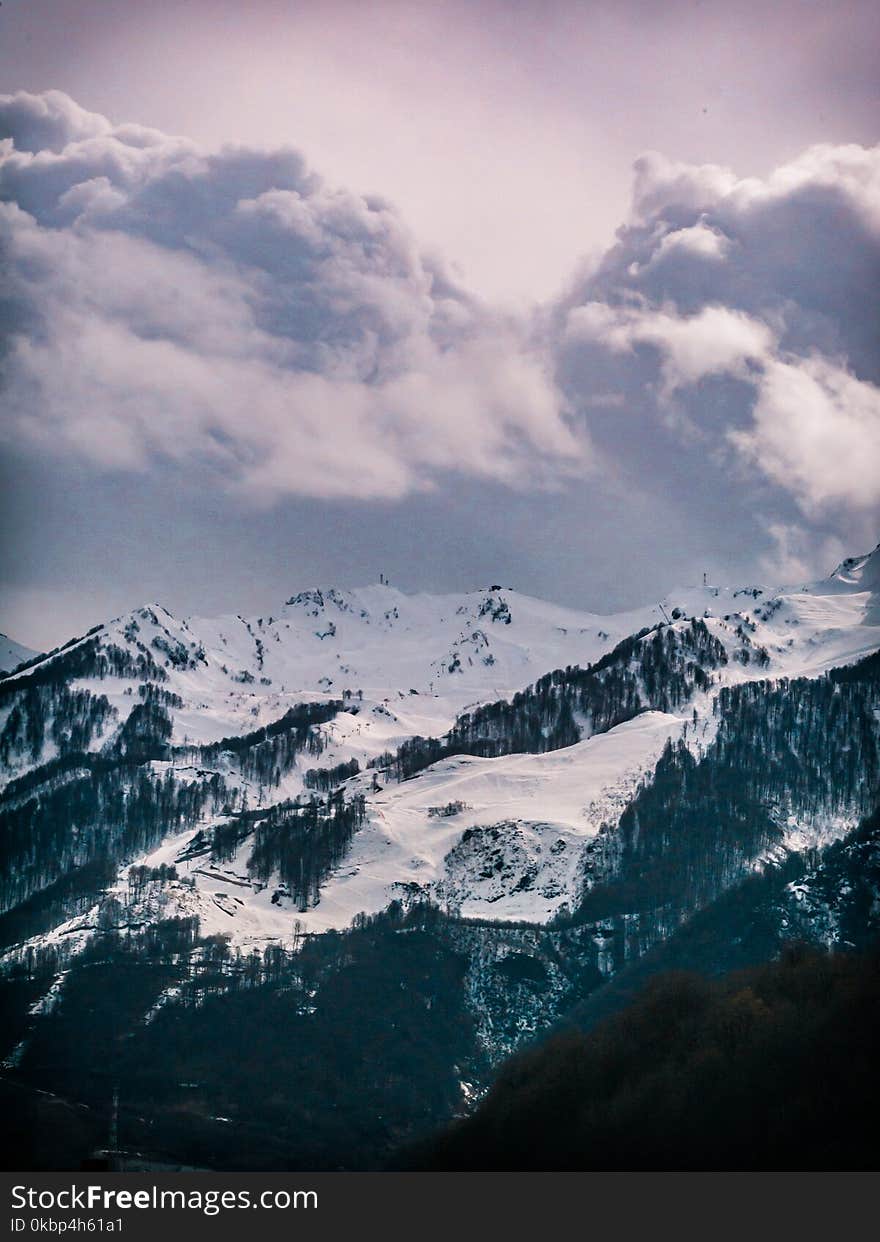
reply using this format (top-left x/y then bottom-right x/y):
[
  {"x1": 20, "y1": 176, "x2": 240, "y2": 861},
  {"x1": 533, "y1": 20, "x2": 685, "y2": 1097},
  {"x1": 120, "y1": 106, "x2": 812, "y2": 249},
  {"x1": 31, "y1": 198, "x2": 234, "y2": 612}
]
[
  {"x1": 2, "y1": 585, "x2": 628, "y2": 760},
  {"x1": 828, "y1": 542, "x2": 880, "y2": 593},
  {"x1": 2, "y1": 545, "x2": 879, "y2": 1170},
  {"x1": 2, "y1": 547, "x2": 879, "y2": 963},
  {"x1": 0, "y1": 633, "x2": 36, "y2": 676}
]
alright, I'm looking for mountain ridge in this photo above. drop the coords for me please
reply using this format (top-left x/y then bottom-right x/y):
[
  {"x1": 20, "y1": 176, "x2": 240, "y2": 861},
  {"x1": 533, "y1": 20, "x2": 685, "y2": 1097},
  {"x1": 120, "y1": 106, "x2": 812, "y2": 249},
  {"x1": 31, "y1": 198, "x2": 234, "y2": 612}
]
[
  {"x1": 0, "y1": 633, "x2": 37, "y2": 677},
  {"x1": 1, "y1": 545, "x2": 879, "y2": 951},
  {"x1": 1, "y1": 542, "x2": 879, "y2": 1169}
]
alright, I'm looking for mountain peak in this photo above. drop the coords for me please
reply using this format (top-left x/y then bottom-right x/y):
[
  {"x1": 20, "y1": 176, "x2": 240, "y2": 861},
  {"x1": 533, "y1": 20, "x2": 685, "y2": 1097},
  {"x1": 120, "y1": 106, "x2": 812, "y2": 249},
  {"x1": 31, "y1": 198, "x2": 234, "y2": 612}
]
[
  {"x1": 0, "y1": 632, "x2": 38, "y2": 676},
  {"x1": 828, "y1": 541, "x2": 880, "y2": 592}
]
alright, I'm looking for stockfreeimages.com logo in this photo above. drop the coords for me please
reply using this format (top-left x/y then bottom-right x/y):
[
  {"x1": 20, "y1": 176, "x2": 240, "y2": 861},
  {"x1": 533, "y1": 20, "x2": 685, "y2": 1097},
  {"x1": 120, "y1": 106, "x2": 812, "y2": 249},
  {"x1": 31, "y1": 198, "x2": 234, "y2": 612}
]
[{"x1": 11, "y1": 1186, "x2": 317, "y2": 1218}]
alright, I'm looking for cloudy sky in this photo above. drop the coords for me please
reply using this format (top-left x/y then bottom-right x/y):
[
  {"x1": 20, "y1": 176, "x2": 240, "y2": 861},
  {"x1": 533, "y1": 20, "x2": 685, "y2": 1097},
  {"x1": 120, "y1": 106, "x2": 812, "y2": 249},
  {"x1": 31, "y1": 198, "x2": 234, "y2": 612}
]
[{"x1": 1, "y1": 0, "x2": 878, "y2": 649}]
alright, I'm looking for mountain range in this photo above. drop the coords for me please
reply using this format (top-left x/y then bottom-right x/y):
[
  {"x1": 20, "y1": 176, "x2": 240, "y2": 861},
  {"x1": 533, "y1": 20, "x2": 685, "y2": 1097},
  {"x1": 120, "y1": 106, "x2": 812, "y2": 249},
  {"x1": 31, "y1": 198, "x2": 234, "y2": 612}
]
[{"x1": 1, "y1": 544, "x2": 879, "y2": 1168}]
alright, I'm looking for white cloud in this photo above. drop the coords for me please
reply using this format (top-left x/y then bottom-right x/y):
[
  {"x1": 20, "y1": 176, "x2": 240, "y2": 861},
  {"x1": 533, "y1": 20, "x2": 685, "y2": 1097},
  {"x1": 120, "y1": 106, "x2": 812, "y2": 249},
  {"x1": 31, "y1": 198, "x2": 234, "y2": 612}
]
[
  {"x1": 1, "y1": 88, "x2": 878, "y2": 562},
  {"x1": 0, "y1": 88, "x2": 110, "y2": 152},
  {"x1": 630, "y1": 152, "x2": 738, "y2": 224},
  {"x1": 567, "y1": 302, "x2": 774, "y2": 396},
  {"x1": 0, "y1": 90, "x2": 584, "y2": 501},
  {"x1": 565, "y1": 297, "x2": 880, "y2": 517},
  {"x1": 557, "y1": 137, "x2": 880, "y2": 543},
  {"x1": 640, "y1": 218, "x2": 730, "y2": 270},
  {"x1": 732, "y1": 356, "x2": 880, "y2": 515}
]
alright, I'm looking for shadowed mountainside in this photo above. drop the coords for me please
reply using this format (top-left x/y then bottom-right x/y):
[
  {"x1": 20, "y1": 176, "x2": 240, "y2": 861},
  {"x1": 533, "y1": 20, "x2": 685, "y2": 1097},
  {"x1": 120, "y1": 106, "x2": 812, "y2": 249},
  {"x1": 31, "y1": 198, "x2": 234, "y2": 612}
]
[{"x1": 402, "y1": 946, "x2": 880, "y2": 1171}]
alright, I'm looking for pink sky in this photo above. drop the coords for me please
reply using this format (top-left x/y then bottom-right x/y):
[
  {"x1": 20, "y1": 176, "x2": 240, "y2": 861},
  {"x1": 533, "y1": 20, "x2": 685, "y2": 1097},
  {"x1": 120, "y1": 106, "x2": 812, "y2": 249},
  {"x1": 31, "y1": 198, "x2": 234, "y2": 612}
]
[{"x1": 1, "y1": 0, "x2": 877, "y2": 304}]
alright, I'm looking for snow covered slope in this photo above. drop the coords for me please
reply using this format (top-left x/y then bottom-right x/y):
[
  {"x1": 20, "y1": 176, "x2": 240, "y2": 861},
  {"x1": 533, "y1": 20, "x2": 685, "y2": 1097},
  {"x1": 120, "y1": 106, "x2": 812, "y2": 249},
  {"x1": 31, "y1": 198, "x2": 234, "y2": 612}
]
[
  {"x1": 0, "y1": 585, "x2": 636, "y2": 784},
  {"x1": 300, "y1": 711, "x2": 682, "y2": 928},
  {"x1": 0, "y1": 633, "x2": 36, "y2": 676},
  {"x1": 2, "y1": 544, "x2": 879, "y2": 960}
]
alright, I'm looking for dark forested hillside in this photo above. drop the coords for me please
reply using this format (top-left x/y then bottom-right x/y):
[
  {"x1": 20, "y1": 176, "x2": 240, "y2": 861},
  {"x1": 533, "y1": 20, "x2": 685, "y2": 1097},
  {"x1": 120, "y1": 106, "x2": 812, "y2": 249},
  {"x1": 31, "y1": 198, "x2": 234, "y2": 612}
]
[
  {"x1": 568, "y1": 650, "x2": 880, "y2": 964},
  {"x1": 405, "y1": 947, "x2": 880, "y2": 1170},
  {"x1": 0, "y1": 903, "x2": 480, "y2": 1172}
]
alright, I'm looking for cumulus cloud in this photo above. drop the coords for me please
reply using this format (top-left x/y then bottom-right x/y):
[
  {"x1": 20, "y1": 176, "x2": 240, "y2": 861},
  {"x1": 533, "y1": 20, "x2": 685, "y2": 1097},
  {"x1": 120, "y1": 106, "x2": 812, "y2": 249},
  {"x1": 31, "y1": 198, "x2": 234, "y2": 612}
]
[
  {"x1": 1, "y1": 89, "x2": 878, "y2": 565},
  {"x1": 633, "y1": 218, "x2": 730, "y2": 272},
  {"x1": 566, "y1": 303, "x2": 774, "y2": 397},
  {"x1": 732, "y1": 356, "x2": 880, "y2": 514},
  {"x1": 555, "y1": 139, "x2": 880, "y2": 555},
  {"x1": 0, "y1": 88, "x2": 111, "y2": 153},
  {"x1": 0, "y1": 90, "x2": 582, "y2": 501}
]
